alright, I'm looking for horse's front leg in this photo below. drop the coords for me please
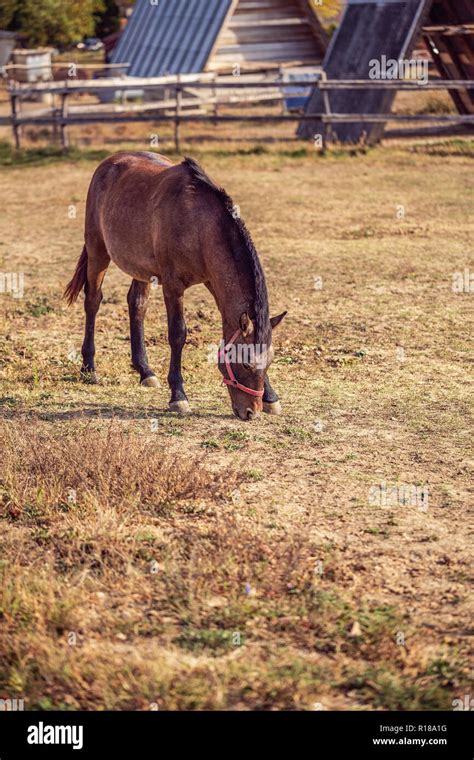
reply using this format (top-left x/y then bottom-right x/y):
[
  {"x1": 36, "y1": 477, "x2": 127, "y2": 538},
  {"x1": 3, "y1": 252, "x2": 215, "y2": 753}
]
[
  {"x1": 163, "y1": 285, "x2": 190, "y2": 414},
  {"x1": 263, "y1": 375, "x2": 282, "y2": 415}
]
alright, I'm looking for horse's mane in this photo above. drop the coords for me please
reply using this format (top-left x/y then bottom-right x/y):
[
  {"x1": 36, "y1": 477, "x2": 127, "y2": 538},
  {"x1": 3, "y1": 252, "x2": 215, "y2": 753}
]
[{"x1": 183, "y1": 157, "x2": 270, "y2": 344}]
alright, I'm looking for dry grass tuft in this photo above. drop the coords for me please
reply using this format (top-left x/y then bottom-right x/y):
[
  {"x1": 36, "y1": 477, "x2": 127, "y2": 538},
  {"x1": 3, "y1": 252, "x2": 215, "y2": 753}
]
[{"x1": 0, "y1": 420, "x2": 233, "y2": 520}]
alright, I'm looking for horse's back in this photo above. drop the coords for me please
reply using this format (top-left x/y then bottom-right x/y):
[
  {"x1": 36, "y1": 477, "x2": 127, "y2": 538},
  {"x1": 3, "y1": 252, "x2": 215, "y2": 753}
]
[
  {"x1": 86, "y1": 151, "x2": 206, "y2": 242},
  {"x1": 85, "y1": 151, "x2": 189, "y2": 282},
  {"x1": 88, "y1": 151, "x2": 174, "y2": 196},
  {"x1": 102, "y1": 150, "x2": 174, "y2": 170}
]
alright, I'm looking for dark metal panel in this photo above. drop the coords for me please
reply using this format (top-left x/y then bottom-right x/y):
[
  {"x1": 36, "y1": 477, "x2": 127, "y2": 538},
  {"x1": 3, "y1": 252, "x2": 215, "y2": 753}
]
[{"x1": 298, "y1": 0, "x2": 432, "y2": 143}]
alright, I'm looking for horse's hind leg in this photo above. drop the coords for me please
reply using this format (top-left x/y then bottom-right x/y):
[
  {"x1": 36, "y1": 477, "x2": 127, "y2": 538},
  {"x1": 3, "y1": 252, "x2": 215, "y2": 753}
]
[
  {"x1": 81, "y1": 244, "x2": 110, "y2": 383},
  {"x1": 163, "y1": 285, "x2": 190, "y2": 414},
  {"x1": 127, "y1": 279, "x2": 159, "y2": 387}
]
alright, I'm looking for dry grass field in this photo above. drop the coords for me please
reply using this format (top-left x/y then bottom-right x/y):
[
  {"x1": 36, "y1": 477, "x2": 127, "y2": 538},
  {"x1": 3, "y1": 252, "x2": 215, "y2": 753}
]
[{"x1": 0, "y1": 120, "x2": 473, "y2": 710}]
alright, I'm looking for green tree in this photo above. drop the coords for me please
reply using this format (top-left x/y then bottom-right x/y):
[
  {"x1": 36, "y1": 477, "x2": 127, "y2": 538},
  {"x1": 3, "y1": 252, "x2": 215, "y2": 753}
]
[
  {"x1": 94, "y1": 0, "x2": 120, "y2": 38},
  {"x1": 9, "y1": 0, "x2": 105, "y2": 48},
  {"x1": 0, "y1": 0, "x2": 17, "y2": 29},
  {"x1": 310, "y1": 0, "x2": 342, "y2": 23}
]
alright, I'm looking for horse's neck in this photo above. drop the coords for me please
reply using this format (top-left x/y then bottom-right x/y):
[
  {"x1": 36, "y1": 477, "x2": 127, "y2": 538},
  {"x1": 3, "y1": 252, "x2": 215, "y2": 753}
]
[{"x1": 209, "y1": 255, "x2": 254, "y2": 340}]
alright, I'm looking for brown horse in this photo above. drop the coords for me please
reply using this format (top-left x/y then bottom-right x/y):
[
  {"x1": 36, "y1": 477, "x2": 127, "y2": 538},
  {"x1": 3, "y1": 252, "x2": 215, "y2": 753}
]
[{"x1": 64, "y1": 151, "x2": 286, "y2": 420}]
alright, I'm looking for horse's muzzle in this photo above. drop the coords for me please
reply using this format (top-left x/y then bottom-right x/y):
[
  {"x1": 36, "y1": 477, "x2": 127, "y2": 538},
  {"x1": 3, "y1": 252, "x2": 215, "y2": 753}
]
[{"x1": 233, "y1": 406, "x2": 261, "y2": 421}]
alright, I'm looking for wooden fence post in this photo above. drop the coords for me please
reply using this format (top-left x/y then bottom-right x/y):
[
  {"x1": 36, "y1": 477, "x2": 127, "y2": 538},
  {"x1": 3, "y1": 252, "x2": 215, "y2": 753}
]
[
  {"x1": 279, "y1": 66, "x2": 286, "y2": 115},
  {"x1": 212, "y1": 72, "x2": 218, "y2": 121},
  {"x1": 52, "y1": 92, "x2": 59, "y2": 143},
  {"x1": 10, "y1": 90, "x2": 21, "y2": 150},
  {"x1": 321, "y1": 71, "x2": 333, "y2": 149},
  {"x1": 60, "y1": 91, "x2": 69, "y2": 150},
  {"x1": 174, "y1": 78, "x2": 182, "y2": 152}
]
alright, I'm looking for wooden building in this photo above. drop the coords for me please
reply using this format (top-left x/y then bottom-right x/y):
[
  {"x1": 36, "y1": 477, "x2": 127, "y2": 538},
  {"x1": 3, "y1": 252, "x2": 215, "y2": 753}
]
[{"x1": 111, "y1": 0, "x2": 328, "y2": 76}]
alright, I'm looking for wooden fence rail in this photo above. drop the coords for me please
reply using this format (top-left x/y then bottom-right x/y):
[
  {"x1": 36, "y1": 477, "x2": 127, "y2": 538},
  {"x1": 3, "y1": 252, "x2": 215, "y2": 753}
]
[
  {"x1": 7, "y1": 77, "x2": 474, "y2": 94},
  {"x1": 5, "y1": 75, "x2": 474, "y2": 151},
  {"x1": 3, "y1": 62, "x2": 130, "y2": 72}
]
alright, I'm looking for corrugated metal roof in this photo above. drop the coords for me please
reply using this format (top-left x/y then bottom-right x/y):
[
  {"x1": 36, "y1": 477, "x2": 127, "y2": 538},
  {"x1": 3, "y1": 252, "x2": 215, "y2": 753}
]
[{"x1": 111, "y1": 0, "x2": 233, "y2": 77}]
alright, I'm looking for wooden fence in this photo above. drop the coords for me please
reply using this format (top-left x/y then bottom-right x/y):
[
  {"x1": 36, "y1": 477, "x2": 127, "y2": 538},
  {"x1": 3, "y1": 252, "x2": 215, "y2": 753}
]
[{"x1": 3, "y1": 73, "x2": 474, "y2": 151}]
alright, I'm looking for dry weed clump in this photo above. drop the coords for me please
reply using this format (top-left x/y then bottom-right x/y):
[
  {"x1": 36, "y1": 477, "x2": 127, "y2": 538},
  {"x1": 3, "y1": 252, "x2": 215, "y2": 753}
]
[{"x1": 0, "y1": 420, "x2": 235, "y2": 520}]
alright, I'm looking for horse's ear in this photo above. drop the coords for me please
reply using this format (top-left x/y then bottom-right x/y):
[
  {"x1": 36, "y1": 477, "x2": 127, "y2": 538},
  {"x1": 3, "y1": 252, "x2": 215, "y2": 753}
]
[
  {"x1": 270, "y1": 311, "x2": 287, "y2": 330},
  {"x1": 239, "y1": 312, "x2": 252, "y2": 337}
]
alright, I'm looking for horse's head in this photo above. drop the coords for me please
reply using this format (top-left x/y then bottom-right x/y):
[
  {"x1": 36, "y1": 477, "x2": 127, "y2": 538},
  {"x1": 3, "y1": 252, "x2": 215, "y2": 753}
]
[{"x1": 219, "y1": 311, "x2": 286, "y2": 421}]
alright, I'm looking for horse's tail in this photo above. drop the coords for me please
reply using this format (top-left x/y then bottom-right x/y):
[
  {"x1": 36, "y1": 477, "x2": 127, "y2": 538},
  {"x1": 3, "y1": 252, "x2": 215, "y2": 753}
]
[{"x1": 64, "y1": 245, "x2": 88, "y2": 305}]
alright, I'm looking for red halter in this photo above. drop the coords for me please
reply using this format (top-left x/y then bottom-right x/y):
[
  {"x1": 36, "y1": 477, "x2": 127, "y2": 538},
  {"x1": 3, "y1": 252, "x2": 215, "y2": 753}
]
[{"x1": 218, "y1": 329, "x2": 265, "y2": 398}]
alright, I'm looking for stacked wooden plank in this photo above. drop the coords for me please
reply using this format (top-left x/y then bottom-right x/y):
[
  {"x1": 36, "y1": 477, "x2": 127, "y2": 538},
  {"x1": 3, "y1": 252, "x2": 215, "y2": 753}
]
[
  {"x1": 423, "y1": 0, "x2": 474, "y2": 115},
  {"x1": 209, "y1": 0, "x2": 327, "y2": 69}
]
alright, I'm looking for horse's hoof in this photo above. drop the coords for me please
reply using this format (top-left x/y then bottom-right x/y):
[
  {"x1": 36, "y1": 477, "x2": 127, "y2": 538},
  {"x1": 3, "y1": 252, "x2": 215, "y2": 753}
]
[
  {"x1": 169, "y1": 400, "x2": 191, "y2": 415},
  {"x1": 141, "y1": 375, "x2": 159, "y2": 388},
  {"x1": 80, "y1": 370, "x2": 98, "y2": 385},
  {"x1": 263, "y1": 400, "x2": 282, "y2": 415}
]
